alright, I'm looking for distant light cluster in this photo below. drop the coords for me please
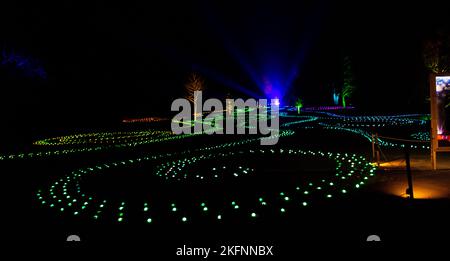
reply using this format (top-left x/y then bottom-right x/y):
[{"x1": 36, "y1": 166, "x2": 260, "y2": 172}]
[
  {"x1": 301, "y1": 106, "x2": 355, "y2": 111},
  {"x1": 122, "y1": 117, "x2": 168, "y2": 123}
]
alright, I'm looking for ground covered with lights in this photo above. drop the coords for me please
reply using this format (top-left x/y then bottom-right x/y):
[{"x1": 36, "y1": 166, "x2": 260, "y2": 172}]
[{"x1": 2, "y1": 107, "x2": 450, "y2": 240}]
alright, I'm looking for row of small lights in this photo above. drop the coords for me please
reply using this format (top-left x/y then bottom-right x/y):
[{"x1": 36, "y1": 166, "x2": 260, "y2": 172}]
[
  {"x1": 0, "y1": 111, "x2": 323, "y2": 162},
  {"x1": 411, "y1": 132, "x2": 430, "y2": 141},
  {"x1": 0, "y1": 132, "x2": 196, "y2": 161},
  {"x1": 316, "y1": 115, "x2": 426, "y2": 126},
  {"x1": 33, "y1": 130, "x2": 172, "y2": 146},
  {"x1": 36, "y1": 145, "x2": 375, "y2": 224},
  {"x1": 155, "y1": 151, "x2": 255, "y2": 182},
  {"x1": 318, "y1": 123, "x2": 430, "y2": 149},
  {"x1": 1, "y1": 110, "x2": 277, "y2": 161},
  {"x1": 313, "y1": 111, "x2": 428, "y2": 123},
  {"x1": 280, "y1": 115, "x2": 319, "y2": 127}
]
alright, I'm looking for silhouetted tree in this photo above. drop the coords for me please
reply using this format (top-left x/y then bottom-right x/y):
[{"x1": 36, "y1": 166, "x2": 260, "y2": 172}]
[
  {"x1": 342, "y1": 56, "x2": 355, "y2": 108},
  {"x1": 295, "y1": 98, "x2": 303, "y2": 114},
  {"x1": 185, "y1": 72, "x2": 205, "y2": 121},
  {"x1": 423, "y1": 32, "x2": 450, "y2": 73},
  {"x1": 423, "y1": 31, "x2": 450, "y2": 109}
]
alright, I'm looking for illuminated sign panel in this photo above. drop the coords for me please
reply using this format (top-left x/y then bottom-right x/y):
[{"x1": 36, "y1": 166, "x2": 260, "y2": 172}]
[
  {"x1": 434, "y1": 76, "x2": 450, "y2": 146},
  {"x1": 430, "y1": 74, "x2": 450, "y2": 169}
]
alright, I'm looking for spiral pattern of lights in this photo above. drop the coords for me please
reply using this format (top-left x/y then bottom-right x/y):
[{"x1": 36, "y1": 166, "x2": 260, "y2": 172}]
[
  {"x1": 35, "y1": 146, "x2": 375, "y2": 224},
  {"x1": 0, "y1": 107, "x2": 433, "y2": 226}
]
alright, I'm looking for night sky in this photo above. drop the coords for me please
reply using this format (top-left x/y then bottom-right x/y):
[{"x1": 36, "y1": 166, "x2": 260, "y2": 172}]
[{"x1": 0, "y1": 1, "x2": 448, "y2": 147}]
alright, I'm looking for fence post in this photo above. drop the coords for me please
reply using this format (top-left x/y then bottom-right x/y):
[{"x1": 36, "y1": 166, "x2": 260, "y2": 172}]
[
  {"x1": 376, "y1": 150, "x2": 380, "y2": 167},
  {"x1": 405, "y1": 145, "x2": 414, "y2": 199},
  {"x1": 375, "y1": 133, "x2": 380, "y2": 166},
  {"x1": 371, "y1": 133, "x2": 376, "y2": 161}
]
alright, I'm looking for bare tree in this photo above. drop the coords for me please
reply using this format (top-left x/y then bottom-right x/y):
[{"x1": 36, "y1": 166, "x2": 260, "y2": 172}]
[{"x1": 185, "y1": 72, "x2": 205, "y2": 121}]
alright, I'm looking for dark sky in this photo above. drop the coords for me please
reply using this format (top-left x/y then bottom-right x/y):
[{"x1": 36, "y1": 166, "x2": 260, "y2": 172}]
[{"x1": 0, "y1": 0, "x2": 448, "y2": 141}]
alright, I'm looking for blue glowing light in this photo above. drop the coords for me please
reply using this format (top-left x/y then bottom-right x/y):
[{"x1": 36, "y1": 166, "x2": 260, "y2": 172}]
[
  {"x1": 333, "y1": 89, "x2": 340, "y2": 106},
  {"x1": 272, "y1": 97, "x2": 280, "y2": 106},
  {"x1": 182, "y1": 3, "x2": 324, "y2": 101}
]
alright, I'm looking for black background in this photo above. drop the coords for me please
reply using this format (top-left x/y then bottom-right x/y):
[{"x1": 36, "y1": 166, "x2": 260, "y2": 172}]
[{"x1": 0, "y1": 1, "x2": 447, "y2": 147}]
